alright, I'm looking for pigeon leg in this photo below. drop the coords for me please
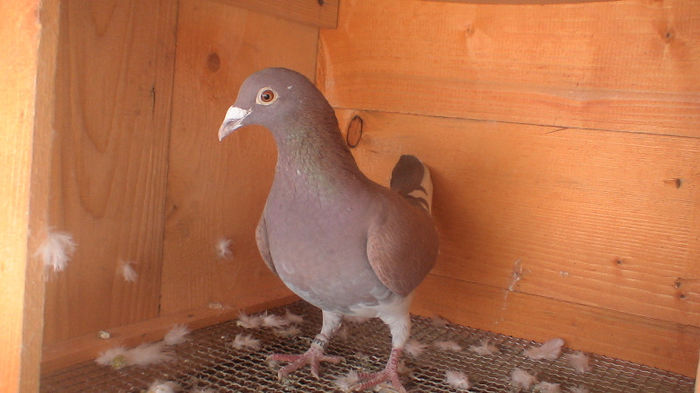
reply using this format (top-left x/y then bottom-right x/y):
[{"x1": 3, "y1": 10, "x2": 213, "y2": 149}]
[
  {"x1": 354, "y1": 348, "x2": 405, "y2": 393},
  {"x1": 268, "y1": 310, "x2": 344, "y2": 380},
  {"x1": 353, "y1": 312, "x2": 410, "y2": 392}
]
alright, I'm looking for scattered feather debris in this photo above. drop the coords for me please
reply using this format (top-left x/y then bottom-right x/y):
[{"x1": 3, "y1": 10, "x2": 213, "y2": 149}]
[
  {"x1": 164, "y1": 324, "x2": 190, "y2": 346},
  {"x1": 232, "y1": 333, "x2": 261, "y2": 351},
  {"x1": 208, "y1": 302, "x2": 224, "y2": 310},
  {"x1": 273, "y1": 326, "x2": 302, "y2": 338},
  {"x1": 445, "y1": 370, "x2": 470, "y2": 390},
  {"x1": 216, "y1": 238, "x2": 233, "y2": 260},
  {"x1": 36, "y1": 230, "x2": 76, "y2": 275},
  {"x1": 237, "y1": 312, "x2": 263, "y2": 329},
  {"x1": 534, "y1": 381, "x2": 562, "y2": 393},
  {"x1": 95, "y1": 346, "x2": 128, "y2": 369},
  {"x1": 336, "y1": 324, "x2": 350, "y2": 341},
  {"x1": 468, "y1": 339, "x2": 500, "y2": 356},
  {"x1": 524, "y1": 338, "x2": 564, "y2": 361},
  {"x1": 97, "y1": 330, "x2": 111, "y2": 339},
  {"x1": 118, "y1": 260, "x2": 138, "y2": 283},
  {"x1": 352, "y1": 352, "x2": 372, "y2": 368},
  {"x1": 333, "y1": 370, "x2": 359, "y2": 392},
  {"x1": 430, "y1": 315, "x2": 450, "y2": 328},
  {"x1": 344, "y1": 315, "x2": 370, "y2": 324},
  {"x1": 372, "y1": 384, "x2": 398, "y2": 393},
  {"x1": 284, "y1": 308, "x2": 304, "y2": 324},
  {"x1": 397, "y1": 359, "x2": 413, "y2": 376},
  {"x1": 96, "y1": 343, "x2": 173, "y2": 369},
  {"x1": 433, "y1": 340, "x2": 463, "y2": 352},
  {"x1": 567, "y1": 386, "x2": 590, "y2": 393},
  {"x1": 124, "y1": 342, "x2": 174, "y2": 367},
  {"x1": 510, "y1": 368, "x2": 538, "y2": 391},
  {"x1": 261, "y1": 313, "x2": 290, "y2": 328},
  {"x1": 147, "y1": 380, "x2": 181, "y2": 393},
  {"x1": 566, "y1": 351, "x2": 591, "y2": 373},
  {"x1": 508, "y1": 258, "x2": 523, "y2": 291},
  {"x1": 404, "y1": 339, "x2": 428, "y2": 358}
]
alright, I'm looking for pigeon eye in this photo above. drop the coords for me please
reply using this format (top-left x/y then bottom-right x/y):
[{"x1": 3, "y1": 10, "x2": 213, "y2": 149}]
[
  {"x1": 257, "y1": 88, "x2": 277, "y2": 105},
  {"x1": 261, "y1": 91, "x2": 274, "y2": 102}
]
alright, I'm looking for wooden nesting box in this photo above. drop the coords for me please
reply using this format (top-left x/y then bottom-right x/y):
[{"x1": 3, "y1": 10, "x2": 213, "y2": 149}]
[{"x1": 1, "y1": 0, "x2": 699, "y2": 391}]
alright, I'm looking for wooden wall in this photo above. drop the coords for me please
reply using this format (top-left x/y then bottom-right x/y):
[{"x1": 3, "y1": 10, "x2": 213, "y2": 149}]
[
  {"x1": 38, "y1": 0, "x2": 699, "y2": 380},
  {"x1": 45, "y1": 0, "x2": 179, "y2": 346},
  {"x1": 319, "y1": 0, "x2": 700, "y2": 376},
  {"x1": 160, "y1": 0, "x2": 319, "y2": 315},
  {"x1": 1, "y1": 0, "x2": 59, "y2": 391},
  {"x1": 41, "y1": 0, "x2": 336, "y2": 372}
]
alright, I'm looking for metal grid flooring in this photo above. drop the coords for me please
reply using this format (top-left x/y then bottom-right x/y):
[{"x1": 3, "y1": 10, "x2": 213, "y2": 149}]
[{"x1": 42, "y1": 301, "x2": 695, "y2": 393}]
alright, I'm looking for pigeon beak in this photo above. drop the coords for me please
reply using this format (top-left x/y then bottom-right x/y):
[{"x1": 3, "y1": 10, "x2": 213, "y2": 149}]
[{"x1": 218, "y1": 106, "x2": 251, "y2": 141}]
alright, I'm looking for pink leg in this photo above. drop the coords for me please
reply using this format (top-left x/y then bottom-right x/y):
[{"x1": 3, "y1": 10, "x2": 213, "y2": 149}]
[
  {"x1": 354, "y1": 348, "x2": 406, "y2": 393},
  {"x1": 268, "y1": 334, "x2": 344, "y2": 380},
  {"x1": 268, "y1": 311, "x2": 344, "y2": 380}
]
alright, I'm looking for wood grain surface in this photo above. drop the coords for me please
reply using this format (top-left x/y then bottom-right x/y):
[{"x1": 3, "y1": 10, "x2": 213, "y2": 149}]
[
  {"x1": 0, "y1": 0, "x2": 63, "y2": 390},
  {"x1": 211, "y1": 0, "x2": 338, "y2": 28},
  {"x1": 319, "y1": 0, "x2": 700, "y2": 136},
  {"x1": 335, "y1": 107, "x2": 699, "y2": 375},
  {"x1": 160, "y1": 0, "x2": 319, "y2": 314},
  {"x1": 43, "y1": 0, "x2": 179, "y2": 345},
  {"x1": 320, "y1": 0, "x2": 700, "y2": 376},
  {"x1": 413, "y1": 274, "x2": 700, "y2": 377}
]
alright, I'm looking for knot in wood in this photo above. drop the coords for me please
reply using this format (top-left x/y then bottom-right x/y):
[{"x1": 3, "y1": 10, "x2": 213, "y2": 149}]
[{"x1": 345, "y1": 115, "x2": 364, "y2": 148}]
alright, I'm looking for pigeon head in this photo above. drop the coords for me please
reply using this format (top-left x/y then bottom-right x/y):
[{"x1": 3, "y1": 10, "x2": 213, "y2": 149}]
[{"x1": 218, "y1": 67, "x2": 335, "y2": 142}]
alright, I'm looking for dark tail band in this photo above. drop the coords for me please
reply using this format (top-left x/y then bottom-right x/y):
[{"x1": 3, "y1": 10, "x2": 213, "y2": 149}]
[{"x1": 390, "y1": 155, "x2": 433, "y2": 213}]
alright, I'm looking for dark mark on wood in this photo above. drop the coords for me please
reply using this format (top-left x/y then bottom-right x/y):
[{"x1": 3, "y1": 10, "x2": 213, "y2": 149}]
[
  {"x1": 150, "y1": 85, "x2": 156, "y2": 113},
  {"x1": 346, "y1": 115, "x2": 364, "y2": 148},
  {"x1": 545, "y1": 127, "x2": 568, "y2": 135},
  {"x1": 664, "y1": 30, "x2": 674, "y2": 43},
  {"x1": 207, "y1": 52, "x2": 221, "y2": 72},
  {"x1": 664, "y1": 178, "x2": 682, "y2": 188},
  {"x1": 673, "y1": 278, "x2": 682, "y2": 288}
]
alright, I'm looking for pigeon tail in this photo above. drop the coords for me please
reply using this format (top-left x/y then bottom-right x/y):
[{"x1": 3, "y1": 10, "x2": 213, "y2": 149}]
[{"x1": 389, "y1": 155, "x2": 433, "y2": 213}]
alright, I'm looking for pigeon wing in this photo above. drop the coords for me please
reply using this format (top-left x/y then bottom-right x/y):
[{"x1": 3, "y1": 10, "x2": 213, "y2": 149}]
[{"x1": 366, "y1": 196, "x2": 438, "y2": 297}]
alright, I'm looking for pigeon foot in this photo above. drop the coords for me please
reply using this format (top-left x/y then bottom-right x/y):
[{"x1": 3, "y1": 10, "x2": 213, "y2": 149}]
[
  {"x1": 268, "y1": 345, "x2": 344, "y2": 380},
  {"x1": 353, "y1": 348, "x2": 406, "y2": 393}
]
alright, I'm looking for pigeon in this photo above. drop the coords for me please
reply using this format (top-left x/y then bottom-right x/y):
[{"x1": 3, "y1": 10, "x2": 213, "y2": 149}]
[{"x1": 218, "y1": 68, "x2": 439, "y2": 392}]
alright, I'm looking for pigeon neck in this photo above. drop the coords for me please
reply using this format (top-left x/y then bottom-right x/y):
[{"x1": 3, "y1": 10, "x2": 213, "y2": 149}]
[{"x1": 272, "y1": 122, "x2": 364, "y2": 184}]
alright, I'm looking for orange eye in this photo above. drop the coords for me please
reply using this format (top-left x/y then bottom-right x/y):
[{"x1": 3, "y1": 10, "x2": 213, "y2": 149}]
[
  {"x1": 260, "y1": 89, "x2": 275, "y2": 103},
  {"x1": 256, "y1": 87, "x2": 278, "y2": 105}
]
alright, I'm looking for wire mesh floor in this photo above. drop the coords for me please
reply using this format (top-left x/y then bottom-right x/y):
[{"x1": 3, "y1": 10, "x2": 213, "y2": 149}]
[{"x1": 42, "y1": 300, "x2": 695, "y2": 393}]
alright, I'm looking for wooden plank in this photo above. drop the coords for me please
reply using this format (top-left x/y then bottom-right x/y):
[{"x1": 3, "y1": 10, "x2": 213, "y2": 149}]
[
  {"x1": 412, "y1": 274, "x2": 700, "y2": 377},
  {"x1": 23, "y1": 0, "x2": 61, "y2": 391},
  {"x1": 695, "y1": 354, "x2": 699, "y2": 393},
  {"x1": 0, "y1": 0, "x2": 59, "y2": 391},
  {"x1": 43, "y1": 0, "x2": 179, "y2": 345},
  {"x1": 696, "y1": 355, "x2": 700, "y2": 393},
  {"x1": 161, "y1": 0, "x2": 319, "y2": 314},
  {"x1": 334, "y1": 109, "x2": 700, "y2": 328},
  {"x1": 318, "y1": 0, "x2": 700, "y2": 136},
  {"x1": 0, "y1": 0, "x2": 38, "y2": 390},
  {"x1": 212, "y1": 0, "x2": 338, "y2": 28},
  {"x1": 41, "y1": 294, "x2": 299, "y2": 375},
  {"x1": 431, "y1": 0, "x2": 620, "y2": 3}
]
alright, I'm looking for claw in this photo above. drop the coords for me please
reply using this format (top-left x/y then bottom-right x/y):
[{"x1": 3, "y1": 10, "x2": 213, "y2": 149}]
[
  {"x1": 352, "y1": 348, "x2": 406, "y2": 393},
  {"x1": 268, "y1": 346, "x2": 343, "y2": 380}
]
